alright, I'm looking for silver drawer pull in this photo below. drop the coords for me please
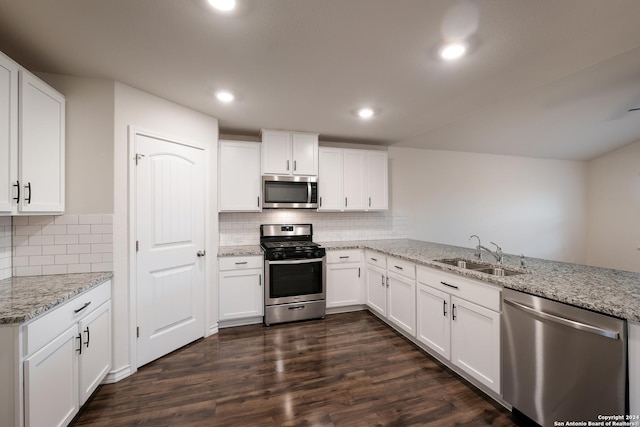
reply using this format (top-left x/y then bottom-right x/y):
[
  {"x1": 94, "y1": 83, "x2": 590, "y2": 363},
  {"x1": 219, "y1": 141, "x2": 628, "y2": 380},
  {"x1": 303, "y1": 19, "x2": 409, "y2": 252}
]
[
  {"x1": 235, "y1": 261, "x2": 248, "y2": 265},
  {"x1": 394, "y1": 265, "x2": 403, "y2": 270},
  {"x1": 339, "y1": 256, "x2": 350, "y2": 259},
  {"x1": 288, "y1": 305, "x2": 305, "y2": 311},
  {"x1": 440, "y1": 281, "x2": 459, "y2": 290},
  {"x1": 370, "y1": 257, "x2": 378, "y2": 262},
  {"x1": 74, "y1": 302, "x2": 91, "y2": 314}
]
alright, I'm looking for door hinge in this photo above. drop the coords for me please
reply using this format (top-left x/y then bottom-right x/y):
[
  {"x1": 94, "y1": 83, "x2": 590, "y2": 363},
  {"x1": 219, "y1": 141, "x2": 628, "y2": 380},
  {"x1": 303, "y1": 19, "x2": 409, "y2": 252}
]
[
  {"x1": 136, "y1": 326, "x2": 140, "y2": 338},
  {"x1": 136, "y1": 240, "x2": 139, "y2": 252},
  {"x1": 135, "y1": 153, "x2": 145, "y2": 165}
]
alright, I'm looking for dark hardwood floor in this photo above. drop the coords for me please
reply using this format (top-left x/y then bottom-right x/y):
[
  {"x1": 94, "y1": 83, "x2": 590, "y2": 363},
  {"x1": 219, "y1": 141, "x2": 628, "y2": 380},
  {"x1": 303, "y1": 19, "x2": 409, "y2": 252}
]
[{"x1": 71, "y1": 311, "x2": 518, "y2": 426}]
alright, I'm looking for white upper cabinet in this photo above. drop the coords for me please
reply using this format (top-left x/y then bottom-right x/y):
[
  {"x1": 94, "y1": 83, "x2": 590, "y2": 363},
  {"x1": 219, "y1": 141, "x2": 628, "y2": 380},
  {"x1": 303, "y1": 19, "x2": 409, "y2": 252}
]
[
  {"x1": 0, "y1": 53, "x2": 18, "y2": 214},
  {"x1": 343, "y1": 149, "x2": 367, "y2": 210},
  {"x1": 318, "y1": 147, "x2": 343, "y2": 211},
  {"x1": 261, "y1": 129, "x2": 318, "y2": 176},
  {"x1": 1, "y1": 50, "x2": 65, "y2": 216},
  {"x1": 19, "y1": 71, "x2": 65, "y2": 214},
  {"x1": 317, "y1": 146, "x2": 388, "y2": 212},
  {"x1": 218, "y1": 140, "x2": 261, "y2": 212},
  {"x1": 366, "y1": 151, "x2": 388, "y2": 210}
]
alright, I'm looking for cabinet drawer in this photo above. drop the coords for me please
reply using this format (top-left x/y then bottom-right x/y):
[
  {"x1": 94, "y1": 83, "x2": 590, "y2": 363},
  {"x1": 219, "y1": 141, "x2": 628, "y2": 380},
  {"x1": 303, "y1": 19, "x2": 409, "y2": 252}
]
[
  {"x1": 24, "y1": 280, "x2": 111, "y2": 355},
  {"x1": 417, "y1": 267, "x2": 500, "y2": 312},
  {"x1": 326, "y1": 249, "x2": 362, "y2": 264},
  {"x1": 219, "y1": 256, "x2": 263, "y2": 271},
  {"x1": 387, "y1": 257, "x2": 415, "y2": 280},
  {"x1": 365, "y1": 251, "x2": 386, "y2": 269}
]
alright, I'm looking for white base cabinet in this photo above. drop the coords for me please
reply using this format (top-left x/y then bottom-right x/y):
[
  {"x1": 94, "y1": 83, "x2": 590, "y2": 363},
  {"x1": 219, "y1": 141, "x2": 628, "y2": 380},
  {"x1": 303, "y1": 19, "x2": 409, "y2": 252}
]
[
  {"x1": 416, "y1": 267, "x2": 501, "y2": 394},
  {"x1": 218, "y1": 256, "x2": 264, "y2": 326},
  {"x1": 365, "y1": 251, "x2": 416, "y2": 337},
  {"x1": 0, "y1": 280, "x2": 111, "y2": 427},
  {"x1": 326, "y1": 249, "x2": 364, "y2": 310}
]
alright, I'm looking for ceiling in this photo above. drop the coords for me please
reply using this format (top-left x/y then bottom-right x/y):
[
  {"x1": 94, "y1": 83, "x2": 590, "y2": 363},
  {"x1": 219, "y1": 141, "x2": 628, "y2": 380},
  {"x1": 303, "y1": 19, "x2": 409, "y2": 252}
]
[{"x1": 1, "y1": 0, "x2": 639, "y2": 161}]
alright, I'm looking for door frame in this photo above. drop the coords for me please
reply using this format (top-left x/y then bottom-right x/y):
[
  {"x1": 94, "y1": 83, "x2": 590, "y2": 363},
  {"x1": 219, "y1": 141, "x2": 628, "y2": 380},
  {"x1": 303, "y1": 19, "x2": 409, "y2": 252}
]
[{"x1": 127, "y1": 126, "x2": 211, "y2": 373}]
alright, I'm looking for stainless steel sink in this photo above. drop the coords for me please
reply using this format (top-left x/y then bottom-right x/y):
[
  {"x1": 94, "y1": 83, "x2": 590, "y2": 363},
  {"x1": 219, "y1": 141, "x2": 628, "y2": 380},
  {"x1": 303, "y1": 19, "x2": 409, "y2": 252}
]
[{"x1": 435, "y1": 258, "x2": 524, "y2": 277}]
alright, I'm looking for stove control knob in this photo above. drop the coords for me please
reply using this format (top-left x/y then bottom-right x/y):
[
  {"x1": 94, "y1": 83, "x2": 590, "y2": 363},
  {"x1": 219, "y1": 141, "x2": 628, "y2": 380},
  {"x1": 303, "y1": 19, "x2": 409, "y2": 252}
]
[
  {"x1": 282, "y1": 252, "x2": 287, "y2": 259},
  {"x1": 314, "y1": 250, "x2": 321, "y2": 258},
  {"x1": 273, "y1": 253, "x2": 281, "y2": 260}
]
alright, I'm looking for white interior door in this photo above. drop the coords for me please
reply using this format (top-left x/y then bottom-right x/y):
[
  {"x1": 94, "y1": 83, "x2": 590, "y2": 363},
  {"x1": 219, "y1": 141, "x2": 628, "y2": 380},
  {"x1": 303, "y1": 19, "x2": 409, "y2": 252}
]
[{"x1": 135, "y1": 133, "x2": 206, "y2": 367}]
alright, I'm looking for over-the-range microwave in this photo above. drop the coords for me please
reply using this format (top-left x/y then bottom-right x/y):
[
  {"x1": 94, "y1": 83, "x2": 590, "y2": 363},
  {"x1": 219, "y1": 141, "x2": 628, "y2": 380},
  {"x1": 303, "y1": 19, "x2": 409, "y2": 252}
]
[{"x1": 262, "y1": 175, "x2": 318, "y2": 209}]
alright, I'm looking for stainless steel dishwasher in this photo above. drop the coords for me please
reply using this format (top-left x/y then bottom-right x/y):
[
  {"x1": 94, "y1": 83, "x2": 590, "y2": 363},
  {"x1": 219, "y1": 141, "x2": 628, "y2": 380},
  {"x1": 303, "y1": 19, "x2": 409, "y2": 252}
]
[{"x1": 502, "y1": 288, "x2": 627, "y2": 426}]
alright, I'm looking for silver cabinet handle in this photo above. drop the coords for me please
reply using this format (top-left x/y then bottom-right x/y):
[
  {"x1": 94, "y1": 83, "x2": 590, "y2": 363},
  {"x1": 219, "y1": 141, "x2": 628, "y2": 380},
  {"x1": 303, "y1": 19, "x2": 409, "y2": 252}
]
[
  {"x1": 358, "y1": 267, "x2": 360, "y2": 278},
  {"x1": 257, "y1": 196, "x2": 260, "y2": 207},
  {"x1": 74, "y1": 302, "x2": 91, "y2": 314},
  {"x1": 259, "y1": 274, "x2": 262, "y2": 286},
  {"x1": 294, "y1": 160, "x2": 297, "y2": 171},
  {"x1": 287, "y1": 160, "x2": 290, "y2": 171},
  {"x1": 504, "y1": 299, "x2": 620, "y2": 339},
  {"x1": 369, "y1": 197, "x2": 371, "y2": 207},
  {"x1": 345, "y1": 197, "x2": 348, "y2": 208},
  {"x1": 235, "y1": 261, "x2": 247, "y2": 265},
  {"x1": 443, "y1": 301, "x2": 447, "y2": 317},
  {"x1": 452, "y1": 303, "x2": 457, "y2": 320},
  {"x1": 394, "y1": 265, "x2": 403, "y2": 270},
  {"x1": 370, "y1": 257, "x2": 377, "y2": 262},
  {"x1": 339, "y1": 256, "x2": 350, "y2": 259}
]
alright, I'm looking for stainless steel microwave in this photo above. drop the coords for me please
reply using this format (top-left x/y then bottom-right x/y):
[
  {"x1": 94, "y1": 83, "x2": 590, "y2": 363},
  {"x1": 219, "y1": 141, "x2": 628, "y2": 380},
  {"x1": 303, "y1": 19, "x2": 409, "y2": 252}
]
[{"x1": 262, "y1": 175, "x2": 318, "y2": 209}]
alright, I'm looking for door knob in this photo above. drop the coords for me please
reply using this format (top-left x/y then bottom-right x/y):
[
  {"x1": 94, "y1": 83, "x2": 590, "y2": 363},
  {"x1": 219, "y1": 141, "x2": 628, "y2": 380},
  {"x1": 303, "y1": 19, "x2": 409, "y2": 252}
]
[{"x1": 197, "y1": 250, "x2": 206, "y2": 257}]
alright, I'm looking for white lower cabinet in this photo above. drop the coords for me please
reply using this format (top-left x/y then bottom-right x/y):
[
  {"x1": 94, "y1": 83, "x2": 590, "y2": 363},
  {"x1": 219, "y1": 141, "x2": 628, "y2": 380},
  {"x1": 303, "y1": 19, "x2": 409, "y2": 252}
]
[
  {"x1": 326, "y1": 250, "x2": 364, "y2": 310},
  {"x1": 417, "y1": 266, "x2": 501, "y2": 394},
  {"x1": 0, "y1": 279, "x2": 111, "y2": 427},
  {"x1": 218, "y1": 256, "x2": 264, "y2": 326},
  {"x1": 24, "y1": 325, "x2": 78, "y2": 427},
  {"x1": 365, "y1": 251, "x2": 416, "y2": 337}
]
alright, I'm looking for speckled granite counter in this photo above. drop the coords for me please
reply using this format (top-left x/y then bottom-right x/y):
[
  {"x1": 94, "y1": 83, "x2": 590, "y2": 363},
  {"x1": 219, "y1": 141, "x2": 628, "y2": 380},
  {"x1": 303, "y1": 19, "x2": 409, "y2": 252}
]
[
  {"x1": 319, "y1": 239, "x2": 640, "y2": 322},
  {"x1": 0, "y1": 272, "x2": 113, "y2": 325},
  {"x1": 218, "y1": 245, "x2": 263, "y2": 257}
]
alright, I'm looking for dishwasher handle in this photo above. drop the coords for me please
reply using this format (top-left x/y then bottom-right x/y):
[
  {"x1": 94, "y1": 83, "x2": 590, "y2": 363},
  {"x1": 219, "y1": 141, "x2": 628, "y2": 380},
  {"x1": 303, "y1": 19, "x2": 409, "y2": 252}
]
[{"x1": 504, "y1": 299, "x2": 620, "y2": 340}]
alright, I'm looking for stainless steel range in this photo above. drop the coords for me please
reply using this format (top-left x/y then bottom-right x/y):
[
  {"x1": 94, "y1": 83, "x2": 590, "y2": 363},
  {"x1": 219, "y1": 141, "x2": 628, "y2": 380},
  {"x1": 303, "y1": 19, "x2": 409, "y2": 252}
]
[{"x1": 260, "y1": 224, "x2": 326, "y2": 326}]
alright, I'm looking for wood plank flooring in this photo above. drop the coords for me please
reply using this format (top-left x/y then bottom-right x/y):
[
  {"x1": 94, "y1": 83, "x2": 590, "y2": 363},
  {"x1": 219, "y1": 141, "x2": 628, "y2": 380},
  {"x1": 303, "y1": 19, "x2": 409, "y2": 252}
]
[{"x1": 71, "y1": 311, "x2": 519, "y2": 426}]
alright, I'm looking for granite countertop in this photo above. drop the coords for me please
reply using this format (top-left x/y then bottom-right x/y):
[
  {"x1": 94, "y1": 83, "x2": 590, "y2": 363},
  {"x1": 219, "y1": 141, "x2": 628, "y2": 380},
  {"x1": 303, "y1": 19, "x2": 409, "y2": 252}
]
[
  {"x1": 218, "y1": 245, "x2": 263, "y2": 257},
  {"x1": 0, "y1": 272, "x2": 113, "y2": 325},
  {"x1": 319, "y1": 239, "x2": 640, "y2": 322}
]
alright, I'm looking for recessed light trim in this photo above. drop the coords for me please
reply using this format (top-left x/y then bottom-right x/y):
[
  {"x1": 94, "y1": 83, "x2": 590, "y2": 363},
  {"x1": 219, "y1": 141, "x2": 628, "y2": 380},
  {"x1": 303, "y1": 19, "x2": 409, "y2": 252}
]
[
  {"x1": 216, "y1": 91, "x2": 235, "y2": 103},
  {"x1": 358, "y1": 108, "x2": 374, "y2": 119},
  {"x1": 208, "y1": 0, "x2": 236, "y2": 12},
  {"x1": 439, "y1": 42, "x2": 467, "y2": 60}
]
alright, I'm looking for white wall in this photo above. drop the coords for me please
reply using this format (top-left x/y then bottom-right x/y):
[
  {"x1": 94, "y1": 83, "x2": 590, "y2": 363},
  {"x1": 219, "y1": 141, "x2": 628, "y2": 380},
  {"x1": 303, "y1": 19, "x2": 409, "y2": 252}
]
[
  {"x1": 36, "y1": 74, "x2": 114, "y2": 214},
  {"x1": 388, "y1": 147, "x2": 588, "y2": 263},
  {"x1": 112, "y1": 82, "x2": 219, "y2": 378},
  {"x1": 586, "y1": 139, "x2": 640, "y2": 272}
]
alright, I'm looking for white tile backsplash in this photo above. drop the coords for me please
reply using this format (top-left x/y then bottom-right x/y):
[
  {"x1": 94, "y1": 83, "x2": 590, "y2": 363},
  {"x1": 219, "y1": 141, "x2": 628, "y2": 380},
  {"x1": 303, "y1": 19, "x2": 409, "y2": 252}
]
[
  {"x1": 219, "y1": 210, "x2": 408, "y2": 246},
  {"x1": 11, "y1": 213, "x2": 113, "y2": 276},
  {"x1": 0, "y1": 217, "x2": 11, "y2": 280}
]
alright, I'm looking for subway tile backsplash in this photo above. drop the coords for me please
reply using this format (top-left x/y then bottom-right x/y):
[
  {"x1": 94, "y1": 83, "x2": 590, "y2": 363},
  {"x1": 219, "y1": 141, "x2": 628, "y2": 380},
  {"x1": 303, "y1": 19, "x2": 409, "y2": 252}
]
[
  {"x1": 0, "y1": 217, "x2": 11, "y2": 280},
  {"x1": 219, "y1": 210, "x2": 408, "y2": 246},
  {"x1": 11, "y1": 214, "x2": 113, "y2": 276}
]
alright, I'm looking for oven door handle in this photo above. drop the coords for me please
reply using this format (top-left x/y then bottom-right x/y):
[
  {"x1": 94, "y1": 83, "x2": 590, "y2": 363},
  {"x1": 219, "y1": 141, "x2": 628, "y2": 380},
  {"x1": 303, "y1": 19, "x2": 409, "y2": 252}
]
[{"x1": 267, "y1": 258, "x2": 323, "y2": 265}]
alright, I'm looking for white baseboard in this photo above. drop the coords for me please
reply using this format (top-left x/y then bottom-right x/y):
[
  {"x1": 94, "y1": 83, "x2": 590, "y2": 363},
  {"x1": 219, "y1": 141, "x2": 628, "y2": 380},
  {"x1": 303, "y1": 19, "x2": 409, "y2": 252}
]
[
  {"x1": 103, "y1": 365, "x2": 134, "y2": 384},
  {"x1": 325, "y1": 304, "x2": 366, "y2": 315}
]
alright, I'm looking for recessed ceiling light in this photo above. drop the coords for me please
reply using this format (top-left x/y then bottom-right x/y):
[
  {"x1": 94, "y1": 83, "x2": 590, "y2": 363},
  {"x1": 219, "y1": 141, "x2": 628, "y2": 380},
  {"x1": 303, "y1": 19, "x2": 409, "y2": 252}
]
[
  {"x1": 358, "y1": 108, "x2": 374, "y2": 119},
  {"x1": 208, "y1": 0, "x2": 236, "y2": 12},
  {"x1": 439, "y1": 42, "x2": 467, "y2": 60},
  {"x1": 216, "y1": 91, "x2": 235, "y2": 103}
]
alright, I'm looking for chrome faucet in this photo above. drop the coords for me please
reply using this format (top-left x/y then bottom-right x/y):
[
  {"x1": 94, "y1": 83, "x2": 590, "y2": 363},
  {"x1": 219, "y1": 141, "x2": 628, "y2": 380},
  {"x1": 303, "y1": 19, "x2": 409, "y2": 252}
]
[
  {"x1": 468, "y1": 234, "x2": 482, "y2": 259},
  {"x1": 479, "y1": 242, "x2": 503, "y2": 264}
]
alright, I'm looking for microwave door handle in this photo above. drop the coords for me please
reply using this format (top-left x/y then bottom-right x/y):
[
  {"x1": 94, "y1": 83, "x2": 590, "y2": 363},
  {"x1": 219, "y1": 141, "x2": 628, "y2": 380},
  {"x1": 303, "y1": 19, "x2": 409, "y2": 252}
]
[{"x1": 308, "y1": 182, "x2": 312, "y2": 203}]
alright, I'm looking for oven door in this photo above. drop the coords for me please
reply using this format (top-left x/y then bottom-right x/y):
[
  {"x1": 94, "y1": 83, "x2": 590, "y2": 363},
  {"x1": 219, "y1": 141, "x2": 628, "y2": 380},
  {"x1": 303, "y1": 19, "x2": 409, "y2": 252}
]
[{"x1": 264, "y1": 257, "x2": 326, "y2": 305}]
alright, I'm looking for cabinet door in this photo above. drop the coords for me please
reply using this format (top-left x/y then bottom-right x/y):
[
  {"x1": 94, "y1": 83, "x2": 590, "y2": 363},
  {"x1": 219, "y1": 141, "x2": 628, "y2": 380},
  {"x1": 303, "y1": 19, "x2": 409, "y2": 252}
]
[
  {"x1": 24, "y1": 324, "x2": 78, "y2": 427},
  {"x1": 326, "y1": 262, "x2": 363, "y2": 308},
  {"x1": 19, "y1": 71, "x2": 65, "y2": 213},
  {"x1": 261, "y1": 130, "x2": 291, "y2": 175},
  {"x1": 450, "y1": 296, "x2": 501, "y2": 394},
  {"x1": 219, "y1": 269, "x2": 264, "y2": 320},
  {"x1": 366, "y1": 151, "x2": 388, "y2": 210},
  {"x1": 417, "y1": 284, "x2": 451, "y2": 359},
  {"x1": 387, "y1": 272, "x2": 416, "y2": 336},
  {"x1": 318, "y1": 147, "x2": 343, "y2": 211},
  {"x1": 0, "y1": 54, "x2": 18, "y2": 214},
  {"x1": 291, "y1": 133, "x2": 318, "y2": 176},
  {"x1": 365, "y1": 265, "x2": 387, "y2": 317},
  {"x1": 219, "y1": 140, "x2": 261, "y2": 211},
  {"x1": 343, "y1": 150, "x2": 366, "y2": 210},
  {"x1": 78, "y1": 301, "x2": 111, "y2": 405}
]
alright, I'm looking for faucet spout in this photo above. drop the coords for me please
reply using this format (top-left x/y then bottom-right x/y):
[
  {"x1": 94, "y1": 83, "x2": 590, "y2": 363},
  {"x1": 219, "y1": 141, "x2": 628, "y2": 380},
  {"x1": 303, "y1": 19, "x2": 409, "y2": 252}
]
[
  {"x1": 468, "y1": 234, "x2": 482, "y2": 260},
  {"x1": 479, "y1": 242, "x2": 503, "y2": 264}
]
